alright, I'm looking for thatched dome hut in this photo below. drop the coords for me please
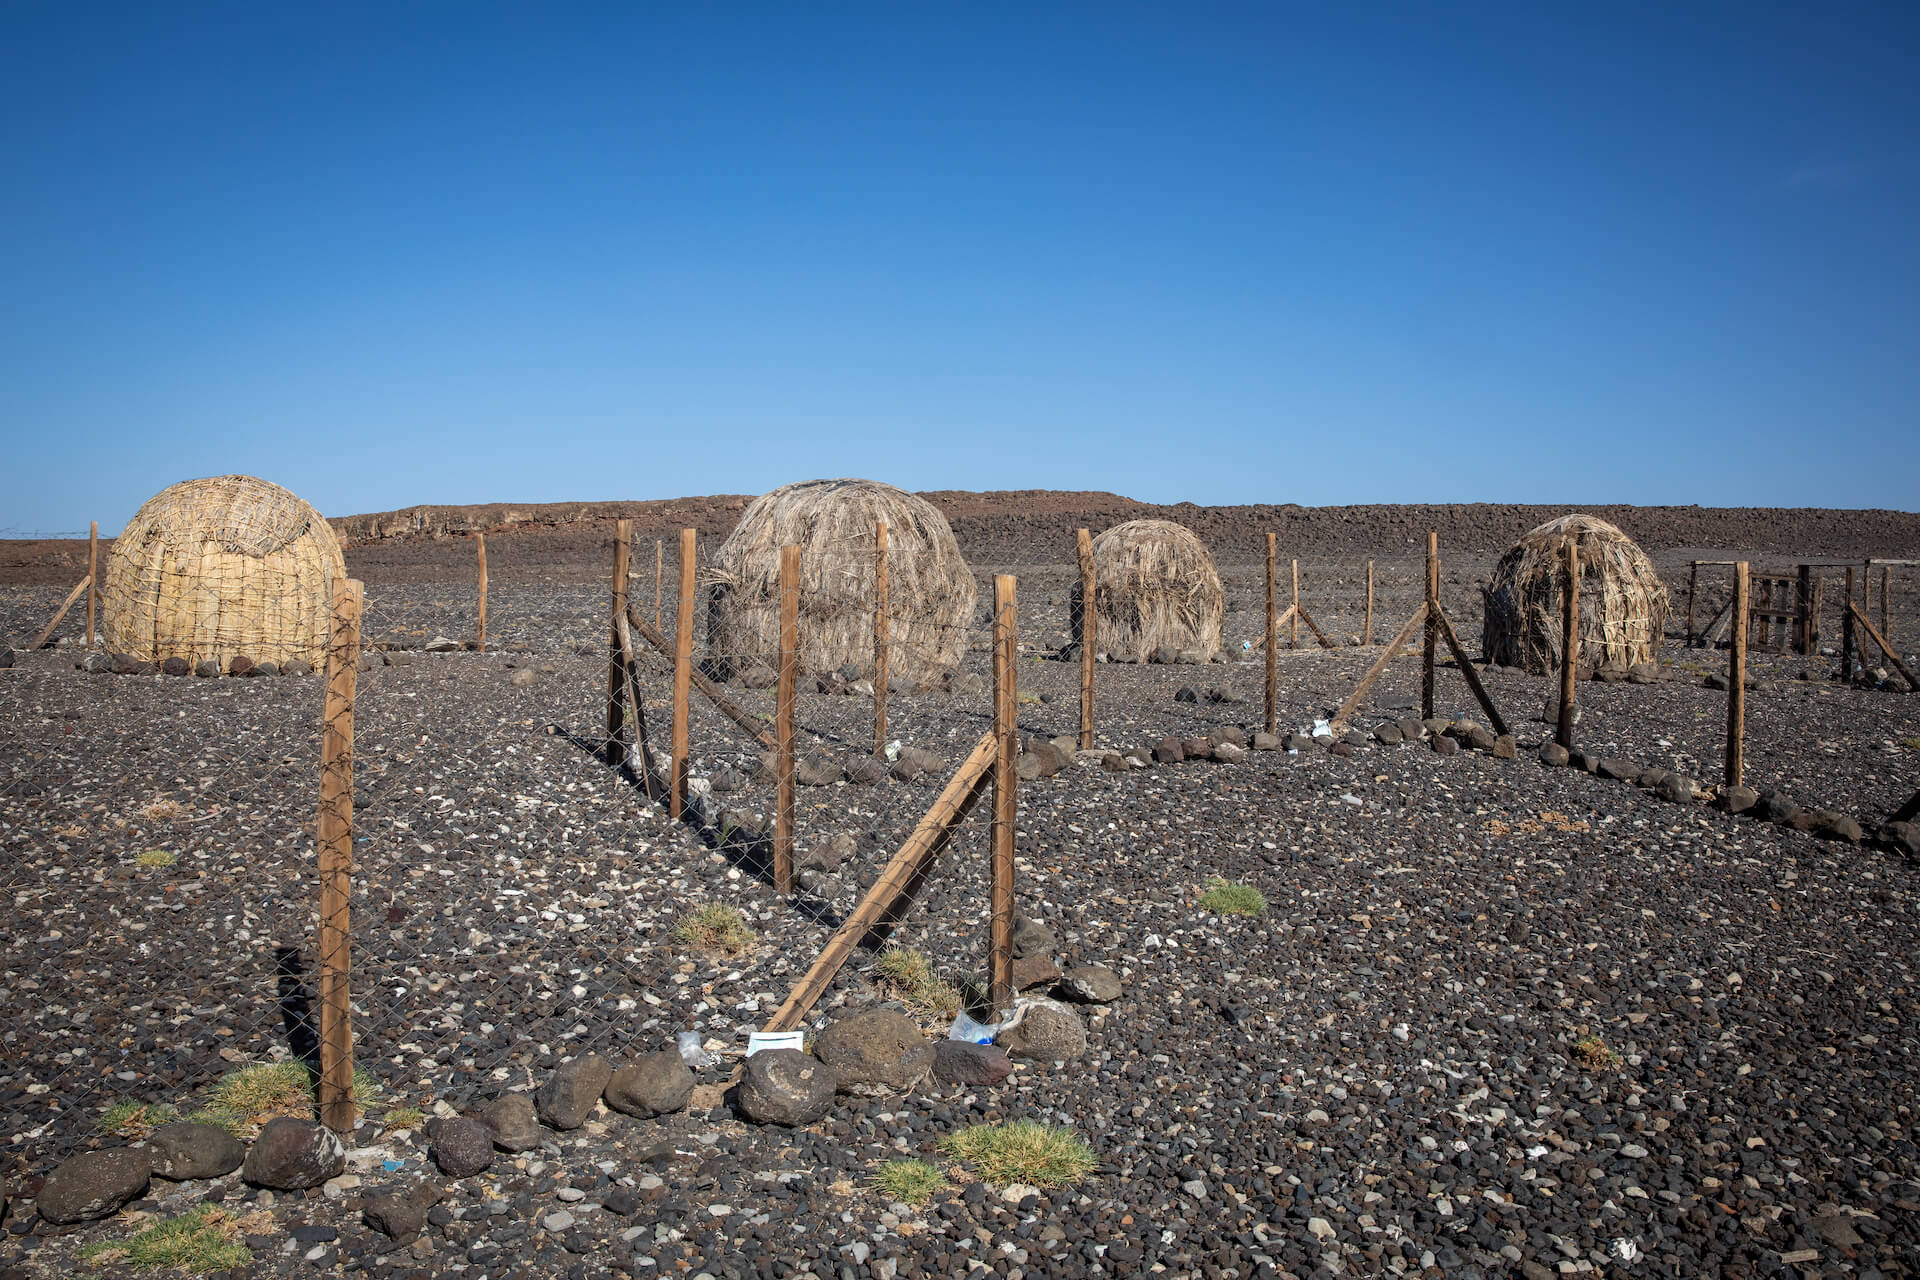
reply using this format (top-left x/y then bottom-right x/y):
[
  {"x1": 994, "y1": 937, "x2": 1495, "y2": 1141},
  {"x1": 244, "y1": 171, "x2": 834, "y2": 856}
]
[
  {"x1": 706, "y1": 479, "x2": 976, "y2": 690},
  {"x1": 102, "y1": 475, "x2": 346, "y2": 668},
  {"x1": 1481, "y1": 514, "x2": 1668, "y2": 675},
  {"x1": 1073, "y1": 519, "x2": 1224, "y2": 663}
]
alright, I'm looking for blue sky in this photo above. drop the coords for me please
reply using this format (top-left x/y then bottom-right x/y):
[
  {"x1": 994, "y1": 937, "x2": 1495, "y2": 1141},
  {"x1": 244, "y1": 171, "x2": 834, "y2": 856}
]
[{"x1": 4, "y1": 3, "x2": 1917, "y2": 533}]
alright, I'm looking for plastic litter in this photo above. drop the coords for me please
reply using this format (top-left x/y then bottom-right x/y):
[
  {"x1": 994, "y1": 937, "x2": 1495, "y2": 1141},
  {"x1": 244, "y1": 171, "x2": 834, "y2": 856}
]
[
  {"x1": 746, "y1": 1030, "x2": 805, "y2": 1057},
  {"x1": 676, "y1": 1030, "x2": 718, "y2": 1069},
  {"x1": 947, "y1": 1012, "x2": 999, "y2": 1044},
  {"x1": 884, "y1": 739, "x2": 903, "y2": 762}
]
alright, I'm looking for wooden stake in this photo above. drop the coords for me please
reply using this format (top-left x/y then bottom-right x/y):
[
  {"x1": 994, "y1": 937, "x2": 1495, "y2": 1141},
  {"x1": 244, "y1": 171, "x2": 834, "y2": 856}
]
[
  {"x1": 1291, "y1": 558, "x2": 1300, "y2": 650},
  {"x1": 654, "y1": 539, "x2": 663, "y2": 633},
  {"x1": 613, "y1": 611, "x2": 657, "y2": 802},
  {"x1": 1556, "y1": 538, "x2": 1580, "y2": 750},
  {"x1": 1432, "y1": 606, "x2": 1509, "y2": 737},
  {"x1": 316, "y1": 577, "x2": 361, "y2": 1133},
  {"x1": 990, "y1": 575, "x2": 1018, "y2": 1013},
  {"x1": 1894, "y1": 788, "x2": 1920, "y2": 826},
  {"x1": 86, "y1": 521, "x2": 98, "y2": 649},
  {"x1": 606, "y1": 521, "x2": 632, "y2": 767},
  {"x1": 764, "y1": 731, "x2": 998, "y2": 1033},
  {"x1": 1726, "y1": 562, "x2": 1748, "y2": 788},
  {"x1": 1685, "y1": 561, "x2": 1698, "y2": 647},
  {"x1": 29, "y1": 575, "x2": 91, "y2": 651},
  {"x1": 1264, "y1": 534, "x2": 1278, "y2": 735},
  {"x1": 774, "y1": 545, "x2": 799, "y2": 895},
  {"x1": 874, "y1": 522, "x2": 889, "y2": 757},
  {"x1": 1795, "y1": 564, "x2": 1811, "y2": 655},
  {"x1": 1848, "y1": 599, "x2": 1918, "y2": 692},
  {"x1": 1842, "y1": 567, "x2": 1856, "y2": 682},
  {"x1": 670, "y1": 528, "x2": 695, "y2": 820},
  {"x1": 1296, "y1": 605, "x2": 1338, "y2": 650},
  {"x1": 475, "y1": 533, "x2": 488, "y2": 652},
  {"x1": 1882, "y1": 564, "x2": 1892, "y2": 647},
  {"x1": 1330, "y1": 602, "x2": 1427, "y2": 732},
  {"x1": 1364, "y1": 560, "x2": 1374, "y2": 646},
  {"x1": 1078, "y1": 528, "x2": 1096, "y2": 750},
  {"x1": 1422, "y1": 533, "x2": 1439, "y2": 720}
]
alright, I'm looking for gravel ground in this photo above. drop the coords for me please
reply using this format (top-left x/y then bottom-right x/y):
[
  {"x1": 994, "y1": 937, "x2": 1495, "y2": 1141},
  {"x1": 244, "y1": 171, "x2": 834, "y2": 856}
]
[{"x1": 4, "y1": 544, "x2": 1920, "y2": 1280}]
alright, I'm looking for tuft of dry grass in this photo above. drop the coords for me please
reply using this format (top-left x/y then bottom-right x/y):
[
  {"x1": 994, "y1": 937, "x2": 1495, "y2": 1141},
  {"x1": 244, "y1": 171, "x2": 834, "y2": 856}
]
[
  {"x1": 193, "y1": 1062, "x2": 380, "y2": 1137},
  {"x1": 1196, "y1": 877, "x2": 1266, "y2": 916},
  {"x1": 78, "y1": 1205, "x2": 253, "y2": 1271},
  {"x1": 140, "y1": 798, "x2": 184, "y2": 823},
  {"x1": 134, "y1": 849, "x2": 177, "y2": 868},
  {"x1": 99, "y1": 1101, "x2": 178, "y2": 1139},
  {"x1": 1569, "y1": 1028, "x2": 1622, "y2": 1071},
  {"x1": 874, "y1": 948, "x2": 962, "y2": 1018},
  {"x1": 869, "y1": 1159, "x2": 949, "y2": 1205},
  {"x1": 939, "y1": 1122, "x2": 1096, "y2": 1189},
  {"x1": 675, "y1": 904, "x2": 757, "y2": 958}
]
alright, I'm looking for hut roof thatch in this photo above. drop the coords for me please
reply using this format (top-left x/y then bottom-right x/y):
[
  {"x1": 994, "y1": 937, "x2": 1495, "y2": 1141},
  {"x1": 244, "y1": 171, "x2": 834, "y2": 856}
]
[
  {"x1": 705, "y1": 478, "x2": 975, "y2": 690},
  {"x1": 101, "y1": 474, "x2": 345, "y2": 667},
  {"x1": 1481, "y1": 513, "x2": 1668, "y2": 675}
]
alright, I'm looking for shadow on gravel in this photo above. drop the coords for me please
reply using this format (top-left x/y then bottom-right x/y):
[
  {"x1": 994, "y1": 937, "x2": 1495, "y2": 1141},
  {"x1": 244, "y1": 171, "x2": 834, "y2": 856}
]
[{"x1": 555, "y1": 724, "x2": 845, "y2": 930}]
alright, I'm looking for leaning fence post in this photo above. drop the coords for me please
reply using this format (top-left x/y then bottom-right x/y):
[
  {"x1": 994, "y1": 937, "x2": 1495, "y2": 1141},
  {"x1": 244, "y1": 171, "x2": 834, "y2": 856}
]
[
  {"x1": 317, "y1": 577, "x2": 362, "y2": 1133},
  {"x1": 774, "y1": 545, "x2": 799, "y2": 895},
  {"x1": 1078, "y1": 528, "x2": 1096, "y2": 750},
  {"x1": 1363, "y1": 559, "x2": 1374, "y2": 646},
  {"x1": 1422, "y1": 534, "x2": 1439, "y2": 720},
  {"x1": 874, "y1": 521, "x2": 889, "y2": 757},
  {"x1": 670, "y1": 529, "x2": 696, "y2": 819},
  {"x1": 475, "y1": 532, "x2": 488, "y2": 652},
  {"x1": 605, "y1": 521, "x2": 631, "y2": 767},
  {"x1": 1727, "y1": 562, "x2": 1749, "y2": 788},
  {"x1": 86, "y1": 521, "x2": 98, "y2": 649},
  {"x1": 1556, "y1": 538, "x2": 1580, "y2": 750},
  {"x1": 1264, "y1": 534, "x2": 1278, "y2": 736},
  {"x1": 989, "y1": 574, "x2": 1018, "y2": 1014},
  {"x1": 1842, "y1": 566, "x2": 1856, "y2": 682}
]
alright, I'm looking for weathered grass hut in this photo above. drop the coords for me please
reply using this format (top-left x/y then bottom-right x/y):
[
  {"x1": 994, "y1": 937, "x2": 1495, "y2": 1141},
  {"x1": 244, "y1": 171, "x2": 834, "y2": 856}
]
[
  {"x1": 706, "y1": 479, "x2": 975, "y2": 690},
  {"x1": 101, "y1": 475, "x2": 346, "y2": 667},
  {"x1": 1481, "y1": 513, "x2": 1668, "y2": 675},
  {"x1": 1072, "y1": 519, "x2": 1224, "y2": 663}
]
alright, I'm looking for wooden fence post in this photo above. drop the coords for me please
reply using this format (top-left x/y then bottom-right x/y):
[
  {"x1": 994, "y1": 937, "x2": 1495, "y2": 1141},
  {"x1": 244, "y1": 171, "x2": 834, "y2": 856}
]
[
  {"x1": 1264, "y1": 534, "x2": 1278, "y2": 736},
  {"x1": 476, "y1": 532, "x2": 488, "y2": 652},
  {"x1": 655, "y1": 539, "x2": 663, "y2": 633},
  {"x1": 86, "y1": 521, "x2": 98, "y2": 649},
  {"x1": 1291, "y1": 559, "x2": 1300, "y2": 650},
  {"x1": 605, "y1": 521, "x2": 631, "y2": 766},
  {"x1": 317, "y1": 577, "x2": 362, "y2": 1133},
  {"x1": 1077, "y1": 528, "x2": 1095, "y2": 750},
  {"x1": 670, "y1": 529, "x2": 695, "y2": 819},
  {"x1": 874, "y1": 522, "x2": 889, "y2": 757},
  {"x1": 1556, "y1": 539, "x2": 1580, "y2": 751},
  {"x1": 1727, "y1": 562, "x2": 1749, "y2": 788},
  {"x1": 1883, "y1": 564, "x2": 1893, "y2": 646},
  {"x1": 1685, "y1": 561, "x2": 1698, "y2": 647},
  {"x1": 989, "y1": 575, "x2": 1017, "y2": 1014},
  {"x1": 1363, "y1": 560, "x2": 1374, "y2": 646},
  {"x1": 1795, "y1": 564, "x2": 1811, "y2": 655},
  {"x1": 1422, "y1": 533, "x2": 1439, "y2": 720},
  {"x1": 1842, "y1": 567, "x2": 1856, "y2": 682},
  {"x1": 774, "y1": 545, "x2": 799, "y2": 895}
]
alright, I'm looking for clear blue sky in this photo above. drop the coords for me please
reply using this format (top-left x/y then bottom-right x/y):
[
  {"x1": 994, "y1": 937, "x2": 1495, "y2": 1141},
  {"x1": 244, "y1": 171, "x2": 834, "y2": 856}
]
[{"x1": 4, "y1": 3, "x2": 1917, "y2": 534}]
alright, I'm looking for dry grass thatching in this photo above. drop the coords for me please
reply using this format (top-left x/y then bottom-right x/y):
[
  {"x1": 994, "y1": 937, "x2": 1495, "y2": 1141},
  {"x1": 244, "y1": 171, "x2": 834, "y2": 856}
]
[
  {"x1": 1072, "y1": 519, "x2": 1224, "y2": 662},
  {"x1": 102, "y1": 475, "x2": 345, "y2": 667},
  {"x1": 1481, "y1": 513, "x2": 1669, "y2": 675},
  {"x1": 705, "y1": 479, "x2": 976, "y2": 690}
]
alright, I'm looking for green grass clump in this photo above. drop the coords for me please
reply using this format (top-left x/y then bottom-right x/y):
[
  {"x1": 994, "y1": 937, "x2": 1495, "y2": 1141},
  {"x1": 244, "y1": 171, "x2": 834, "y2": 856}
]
[
  {"x1": 193, "y1": 1062, "x2": 381, "y2": 1136},
  {"x1": 134, "y1": 849, "x2": 177, "y2": 868},
  {"x1": 1196, "y1": 877, "x2": 1267, "y2": 917},
  {"x1": 675, "y1": 903, "x2": 756, "y2": 957},
  {"x1": 381, "y1": 1104, "x2": 426, "y2": 1133},
  {"x1": 870, "y1": 1158, "x2": 950, "y2": 1205},
  {"x1": 874, "y1": 948, "x2": 962, "y2": 1018},
  {"x1": 938, "y1": 1121, "x2": 1096, "y2": 1189},
  {"x1": 1900, "y1": 735, "x2": 1920, "y2": 752},
  {"x1": 1570, "y1": 1029, "x2": 1622, "y2": 1071},
  {"x1": 99, "y1": 1101, "x2": 178, "y2": 1139},
  {"x1": 78, "y1": 1205, "x2": 252, "y2": 1271}
]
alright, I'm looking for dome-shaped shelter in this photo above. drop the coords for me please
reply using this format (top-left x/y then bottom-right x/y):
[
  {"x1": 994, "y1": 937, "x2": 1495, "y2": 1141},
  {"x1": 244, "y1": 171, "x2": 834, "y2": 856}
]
[
  {"x1": 102, "y1": 475, "x2": 346, "y2": 668},
  {"x1": 1481, "y1": 513, "x2": 1669, "y2": 675},
  {"x1": 706, "y1": 479, "x2": 976, "y2": 690},
  {"x1": 1072, "y1": 519, "x2": 1224, "y2": 663}
]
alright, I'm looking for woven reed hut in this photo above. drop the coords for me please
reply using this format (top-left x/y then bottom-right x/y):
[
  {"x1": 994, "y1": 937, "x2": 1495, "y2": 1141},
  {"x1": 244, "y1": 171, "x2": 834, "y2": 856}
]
[
  {"x1": 1481, "y1": 513, "x2": 1669, "y2": 675},
  {"x1": 706, "y1": 479, "x2": 976, "y2": 690},
  {"x1": 1072, "y1": 519, "x2": 1225, "y2": 663},
  {"x1": 102, "y1": 475, "x2": 346, "y2": 668}
]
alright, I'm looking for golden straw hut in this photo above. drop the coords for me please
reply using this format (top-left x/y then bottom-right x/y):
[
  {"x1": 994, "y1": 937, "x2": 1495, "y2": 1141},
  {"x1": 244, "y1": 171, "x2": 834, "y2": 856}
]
[
  {"x1": 101, "y1": 475, "x2": 346, "y2": 668},
  {"x1": 1480, "y1": 513, "x2": 1669, "y2": 675},
  {"x1": 705, "y1": 479, "x2": 976, "y2": 690},
  {"x1": 1072, "y1": 519, "x2": 1225, "y2": 663}
]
